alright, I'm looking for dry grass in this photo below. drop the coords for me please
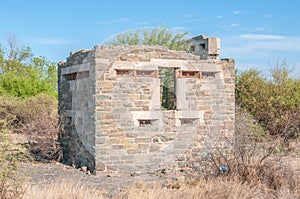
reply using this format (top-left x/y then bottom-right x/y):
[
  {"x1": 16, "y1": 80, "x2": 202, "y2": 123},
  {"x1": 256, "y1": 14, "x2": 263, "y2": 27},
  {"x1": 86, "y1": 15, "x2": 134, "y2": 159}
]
[
  {"x1": 2, "y1": 96, "x2": 300, "y2": 198},
  {"x1": 116, "y1": 173, "x2": 300, "y2": 199},
  {"x1": 0, "y1": 124, "x2": 29, "y2": 199},
  {"x1": 21, "y1": 173, "x2": 300, "y2": 199},
  {"x1": 23, "y1": 178, "x2": 104, "y2": 199},
  {"x1": 115, "y1": 178, "x2": 274, "y2": 199},
  {"x1": 0, "y1": 94, "x2": 60, "y2": 162}
]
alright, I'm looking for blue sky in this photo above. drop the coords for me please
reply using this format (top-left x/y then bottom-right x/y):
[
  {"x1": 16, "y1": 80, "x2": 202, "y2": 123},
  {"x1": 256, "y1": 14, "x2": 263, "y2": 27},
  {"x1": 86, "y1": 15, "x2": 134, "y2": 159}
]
[{"x1": 1, "y1": 0, "x2": 300, "y2": 74}]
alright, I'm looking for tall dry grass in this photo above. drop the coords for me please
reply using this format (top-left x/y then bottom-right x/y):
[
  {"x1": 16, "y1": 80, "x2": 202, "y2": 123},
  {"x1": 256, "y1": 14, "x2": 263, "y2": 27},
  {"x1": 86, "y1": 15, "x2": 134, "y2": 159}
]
[
  {"x1": 0, "y1": 94, "x2": 60, "y2": 162},
  {"x1": 118, "y1": 175, "x2": 300, "y2": 199},
  {"x1": 21, "y1": 172, "x2": 299, "y2": 199},
  {"x1": 0, "y1": 128, "x2": 27, "y2": 199},
  {"x1": 114, "y1": 178, "x2": 269, "y2": 199},
  {"x1": 23, "y1": 178, "x2": 104, "y2": 199}
]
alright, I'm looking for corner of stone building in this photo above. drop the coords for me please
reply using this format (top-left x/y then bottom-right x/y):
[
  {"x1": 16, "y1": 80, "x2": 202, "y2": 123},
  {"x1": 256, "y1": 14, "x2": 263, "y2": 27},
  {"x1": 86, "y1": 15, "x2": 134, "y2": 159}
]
[{"x1": 57, "y1": 49, "x2": 97, "y2": 172}]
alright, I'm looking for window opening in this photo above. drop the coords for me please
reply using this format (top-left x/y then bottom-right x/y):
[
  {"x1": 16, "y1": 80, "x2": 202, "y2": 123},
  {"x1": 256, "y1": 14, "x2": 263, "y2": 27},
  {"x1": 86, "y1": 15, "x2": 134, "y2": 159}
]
[
  {"x1": 138, "y1": 119, "x2": 151, "y2": 127},
  {"x1": 159, "y1": 67, "x2": 176, "y2": 110},
  {"x1": 64, "y1": 73, "x2": 77, "y2": 80},
  {"x1": 65, "y1": 117, "x2": 72, "y2": 125},
  {"x1": 116, "y1": 69, "x2": 133, "y2": 77},
  {"x1": 64, "y1": 71, "x2": 89, "y2": 80},
  {"x1": 182, "y1": 71, "x2": 199, "y2": 78},
  {"x1": 200, "y1": 43, "x2": 206, "y2": 49},
  {"x1": 177, "y1": 70, "x2": 201, "y2": 78}
]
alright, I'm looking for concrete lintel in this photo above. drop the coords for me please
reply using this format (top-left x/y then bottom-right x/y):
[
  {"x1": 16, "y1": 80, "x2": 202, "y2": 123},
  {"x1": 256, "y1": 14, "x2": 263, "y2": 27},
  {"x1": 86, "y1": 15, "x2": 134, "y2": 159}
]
[
  {"x1": 112, "y1": 61, "x2": 140, "y2": 69},
  {"x1": 62, "y1": 63, "x2": 90, "y2": 75},
  {"x1": 192, "y1": 63, "x2": 221, "y2": 72},
  {"x1": 175, "y1": 110, "x2": 204, "y2": 119},
  {"x1": 150, "y1": 59, "x2": 189, "y2": 67},
  {"x1": 131, "y1": 111, "x2": 163, "y2": 127},
  {"x1": 174, "y1": 110, "x2": 204, "y2": 127},
  {"x1": 113, "y1": 60, "x2": 206, "y2": 71},
  {"x1": 113, "y1": 61, "x2": 159, "y2": 70}
]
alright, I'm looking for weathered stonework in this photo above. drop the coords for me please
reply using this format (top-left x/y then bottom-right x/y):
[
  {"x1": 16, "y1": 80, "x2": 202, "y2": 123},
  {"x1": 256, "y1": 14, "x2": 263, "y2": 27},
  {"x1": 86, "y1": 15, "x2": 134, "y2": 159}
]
[{"x1": 58, "y1": 35, "x2": 235, "y2": 173}]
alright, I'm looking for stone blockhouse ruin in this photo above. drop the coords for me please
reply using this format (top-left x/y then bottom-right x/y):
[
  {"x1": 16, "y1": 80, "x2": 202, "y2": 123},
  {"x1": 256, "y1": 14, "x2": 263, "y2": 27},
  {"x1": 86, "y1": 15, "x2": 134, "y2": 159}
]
[{"x1": 58, "y1": 35, "x2": 235, "y2": 173}]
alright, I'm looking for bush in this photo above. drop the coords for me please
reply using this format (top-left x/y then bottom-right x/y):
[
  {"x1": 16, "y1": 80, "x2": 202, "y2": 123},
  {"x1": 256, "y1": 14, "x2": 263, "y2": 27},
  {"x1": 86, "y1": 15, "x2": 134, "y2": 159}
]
[
  {"x1": 185, "y1": 106, "x2": 299, "y2": 197},
  {"x1": 0, "y1": 71, "x2": 56, "y2": 97},
  {"x1": 0, "y1": 42, "x2": 57, "y2": 98},
  {"x1": 236, "y1": 62, "x2": 300, "y2": 141},
  {"x1": 0, "y1": 124, "x2": 28, "y2": 198},
  {"x1": 0, "y1": 94, "x2": 60, "y2": 161}
]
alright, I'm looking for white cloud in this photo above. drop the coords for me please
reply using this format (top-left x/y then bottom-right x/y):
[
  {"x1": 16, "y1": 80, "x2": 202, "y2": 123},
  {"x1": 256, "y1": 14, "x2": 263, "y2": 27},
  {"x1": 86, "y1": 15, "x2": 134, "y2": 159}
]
[
  {"x1": 222, "y1": 34, "x2": 300, "y2": 73},
  {"x1": 239, "y1": 34, "x2": 286, "y2": 40},
  {"x1": 229, "y1": 23, "x2": 240, "y2": 28},
  {"x1": 222, "y1": 35, "x2": 300, "y2": 61},
  {"x1": 220, "y1": 23, "x2": 240, "y2": 29},
  {"x1": 222, "y1": 46, "x2": 272, "y2": 59},
  {"x1": 250, "y1": 27, "x2": 267, "y2": 32},
  {"x1": 233, "y1": 10, "x2": 243, "y2": 14},
  {"x1": 250, "y1": 38, "x2": 300, "y2": 51},
  {"x1": 216, "y1": 15, "x2": 223, "y2": 19}
]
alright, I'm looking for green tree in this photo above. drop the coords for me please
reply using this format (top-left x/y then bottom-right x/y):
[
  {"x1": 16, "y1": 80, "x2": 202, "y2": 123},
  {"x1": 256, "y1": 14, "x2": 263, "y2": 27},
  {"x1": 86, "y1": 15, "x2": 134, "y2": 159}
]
[
  {"x1": 236, "y1": 61, "x2": 300, "y2": 141},
  {"x1": 0, "y1": 37, "x2": 57, "y2": 97},
  {"x1": 106, "y1": 26, "x2": 190, "y2": 51}
]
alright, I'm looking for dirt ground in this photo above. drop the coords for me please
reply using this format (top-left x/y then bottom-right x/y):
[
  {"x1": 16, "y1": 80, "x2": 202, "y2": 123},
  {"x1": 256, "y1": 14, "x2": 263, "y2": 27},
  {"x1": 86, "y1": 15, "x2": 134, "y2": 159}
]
[
  {"x1": 21, "y1": 161, "x2": 166, "y2": 198},
  {"x1": 19, "y1": 139, "x2": 300, "y2": 198}
]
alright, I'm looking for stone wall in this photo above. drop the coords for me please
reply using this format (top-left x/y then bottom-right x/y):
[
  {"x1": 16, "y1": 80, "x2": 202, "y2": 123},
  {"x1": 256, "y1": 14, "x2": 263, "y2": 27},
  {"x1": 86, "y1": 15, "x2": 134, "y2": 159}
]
[
  {"x1": 58, "y1": 50, "x2": 96, "y2": 170},
  {"x1": 58, "y1": 42, "x2": 235, "y2": 173}
]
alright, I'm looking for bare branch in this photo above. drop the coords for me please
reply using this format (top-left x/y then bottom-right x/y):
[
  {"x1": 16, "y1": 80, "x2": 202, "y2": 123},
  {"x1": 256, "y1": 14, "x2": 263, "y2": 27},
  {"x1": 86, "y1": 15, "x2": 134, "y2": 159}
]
[{"x1": 7, "y1": 34, "x2": 19, "y2": 61}]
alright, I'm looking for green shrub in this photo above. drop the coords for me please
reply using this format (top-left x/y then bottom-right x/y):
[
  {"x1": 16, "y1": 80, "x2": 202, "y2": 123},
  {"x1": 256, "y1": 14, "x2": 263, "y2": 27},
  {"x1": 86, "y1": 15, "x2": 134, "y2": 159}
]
[
  {"x1": 0, "y1": 43, "x2": 57, "y2": 98},
  {"x1": 0, "y1": 72, "x2": 54, "y2": 97},
  {"x1": 236, "y1": 62, "x2": 300, "y2": 141}
]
